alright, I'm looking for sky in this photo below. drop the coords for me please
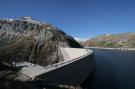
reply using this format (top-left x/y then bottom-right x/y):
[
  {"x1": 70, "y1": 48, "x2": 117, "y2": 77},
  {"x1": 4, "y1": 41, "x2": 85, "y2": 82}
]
[{"x1": 0, "y1": 0, "x2": 135, "y2": 39}]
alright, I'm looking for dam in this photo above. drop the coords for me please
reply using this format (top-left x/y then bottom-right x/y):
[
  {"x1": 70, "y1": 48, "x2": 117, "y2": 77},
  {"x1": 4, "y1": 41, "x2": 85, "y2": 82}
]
[{"x1": 15, "y1": 47, "x2": 95, "y2": 85}]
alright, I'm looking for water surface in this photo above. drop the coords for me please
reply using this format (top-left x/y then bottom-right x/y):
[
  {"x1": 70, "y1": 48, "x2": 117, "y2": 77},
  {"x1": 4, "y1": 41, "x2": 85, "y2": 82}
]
[{"x1": 86, "y1": 49, "x2": 135, "y2": 89}]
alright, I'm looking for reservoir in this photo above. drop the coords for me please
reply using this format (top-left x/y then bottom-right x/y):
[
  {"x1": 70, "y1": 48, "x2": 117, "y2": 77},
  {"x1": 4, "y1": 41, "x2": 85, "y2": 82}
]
[{"x1": 84, "y1": 49, "x2": 135, "y2": 89}]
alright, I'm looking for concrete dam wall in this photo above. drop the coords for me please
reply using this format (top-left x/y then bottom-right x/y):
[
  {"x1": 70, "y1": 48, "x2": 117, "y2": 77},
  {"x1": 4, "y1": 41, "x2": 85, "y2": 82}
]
[
  {"x1": 35, "y1": 48, "x2": 95, "y2": 85},
  {"x1": 16, "y1": 48, "x2": 95, "y2": 85}
]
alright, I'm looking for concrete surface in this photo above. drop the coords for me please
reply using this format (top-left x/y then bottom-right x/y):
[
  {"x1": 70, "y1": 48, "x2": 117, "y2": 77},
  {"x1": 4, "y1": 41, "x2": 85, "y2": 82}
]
[{"x1": 16, "y1": 47, "x2": 93, "y2": 83}]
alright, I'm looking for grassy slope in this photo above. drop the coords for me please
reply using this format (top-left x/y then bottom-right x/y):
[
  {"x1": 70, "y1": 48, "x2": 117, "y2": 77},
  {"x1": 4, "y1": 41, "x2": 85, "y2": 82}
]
[{"x1": 83, "y1": 32, "x2": 135, "y2": 48}]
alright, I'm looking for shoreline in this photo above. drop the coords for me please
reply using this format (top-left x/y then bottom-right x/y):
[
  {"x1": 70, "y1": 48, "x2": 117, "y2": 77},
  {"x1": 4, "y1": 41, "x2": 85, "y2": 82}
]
[{"x1": 85, "y1": 47, "x2": 135, "y2": 51}]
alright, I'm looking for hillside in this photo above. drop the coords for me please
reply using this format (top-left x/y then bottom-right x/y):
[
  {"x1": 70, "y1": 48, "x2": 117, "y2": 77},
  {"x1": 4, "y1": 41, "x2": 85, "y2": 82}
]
[
  {"x1": 82, "y1": 33, "x2": 135, "y2": 48},
  {"x1": 0, "y1": 16, "x2": 82, "y2": 67}
]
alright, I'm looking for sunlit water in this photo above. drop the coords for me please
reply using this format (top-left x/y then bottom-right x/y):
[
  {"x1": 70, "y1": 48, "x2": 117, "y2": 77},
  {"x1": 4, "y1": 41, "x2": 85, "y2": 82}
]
[{"x1": 83, "y1": 49, "x2": 135, "y2": 89}]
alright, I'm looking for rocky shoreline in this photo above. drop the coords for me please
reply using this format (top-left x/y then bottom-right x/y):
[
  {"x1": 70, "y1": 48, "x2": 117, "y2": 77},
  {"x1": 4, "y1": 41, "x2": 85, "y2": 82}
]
[{"x1": 86, "y1": 47, "x2": 135, "y2": 51}]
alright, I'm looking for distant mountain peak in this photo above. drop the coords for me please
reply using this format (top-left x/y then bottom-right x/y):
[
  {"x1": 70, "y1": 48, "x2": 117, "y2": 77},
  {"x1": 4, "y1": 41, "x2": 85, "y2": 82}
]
[
  {"x1": 21, "y1": 16, "x2": 33, "y2": 20},
  {"x1": 0, "y1": 16, "x2": 46, "y2": 25},
  {"x1": 20, "y1": 16, "x2": 45, "y2": 25},
  {"x1": 0, "y1": 16, "x2": 59, "y2": 32},
  {"x1": 0, "y1": 18, "x2": 14, "y2": 22}
]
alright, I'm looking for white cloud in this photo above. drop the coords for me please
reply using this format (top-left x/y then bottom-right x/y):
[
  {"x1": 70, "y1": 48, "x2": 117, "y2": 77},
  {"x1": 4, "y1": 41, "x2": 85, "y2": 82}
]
[{"x1": 74, "y1": 37, "x2": 89, "y2": 41}]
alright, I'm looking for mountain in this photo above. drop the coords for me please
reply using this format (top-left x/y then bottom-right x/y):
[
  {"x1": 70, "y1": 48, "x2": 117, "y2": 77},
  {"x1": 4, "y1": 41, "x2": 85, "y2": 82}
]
[
  {"x1": 0, "y1": 16, "x2": 82, "y2": 67},
  {"x1": 82, "y1": 32, "x2": 135, "y2": 48}
]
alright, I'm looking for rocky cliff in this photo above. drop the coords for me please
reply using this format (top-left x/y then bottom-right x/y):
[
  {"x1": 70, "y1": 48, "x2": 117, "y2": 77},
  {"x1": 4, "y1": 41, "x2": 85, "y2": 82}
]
[{"x1": 0, "y1": 16, "x2": 82, "y2": 66}]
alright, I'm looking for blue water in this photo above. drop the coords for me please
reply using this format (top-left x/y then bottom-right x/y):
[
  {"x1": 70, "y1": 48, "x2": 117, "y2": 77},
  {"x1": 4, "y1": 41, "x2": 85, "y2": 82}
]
[{"x1": 86, "y1": 49, "x2": 135, "y2": 89}]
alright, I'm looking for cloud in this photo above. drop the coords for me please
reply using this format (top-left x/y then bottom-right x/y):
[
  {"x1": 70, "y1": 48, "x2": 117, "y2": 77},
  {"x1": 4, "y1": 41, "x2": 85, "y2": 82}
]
[{"x1": 74, "y1": 37, "x2": 89, "y2": 41}]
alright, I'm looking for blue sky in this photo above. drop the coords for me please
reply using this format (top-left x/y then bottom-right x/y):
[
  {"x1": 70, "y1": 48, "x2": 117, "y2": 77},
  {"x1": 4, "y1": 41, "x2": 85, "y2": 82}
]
[{"x1": 0, "y1": 0, "x2": 135, "y2": 39}]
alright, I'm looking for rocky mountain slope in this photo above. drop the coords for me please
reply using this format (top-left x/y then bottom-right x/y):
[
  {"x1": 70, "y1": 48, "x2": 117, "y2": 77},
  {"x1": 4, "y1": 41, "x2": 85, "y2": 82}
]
[
  {"x1": 82, "y1": 33, "x2": 135, "y2": 48},
  {"x1": 0, "y1": 16, "x2": 82, "y2": 67}
]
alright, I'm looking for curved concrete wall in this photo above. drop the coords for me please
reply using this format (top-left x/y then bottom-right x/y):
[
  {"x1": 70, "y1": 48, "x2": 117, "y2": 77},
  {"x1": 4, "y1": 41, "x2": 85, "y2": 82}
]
[{"x1": 35, "y1": 48, "x2": 95, "y2": 85}]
